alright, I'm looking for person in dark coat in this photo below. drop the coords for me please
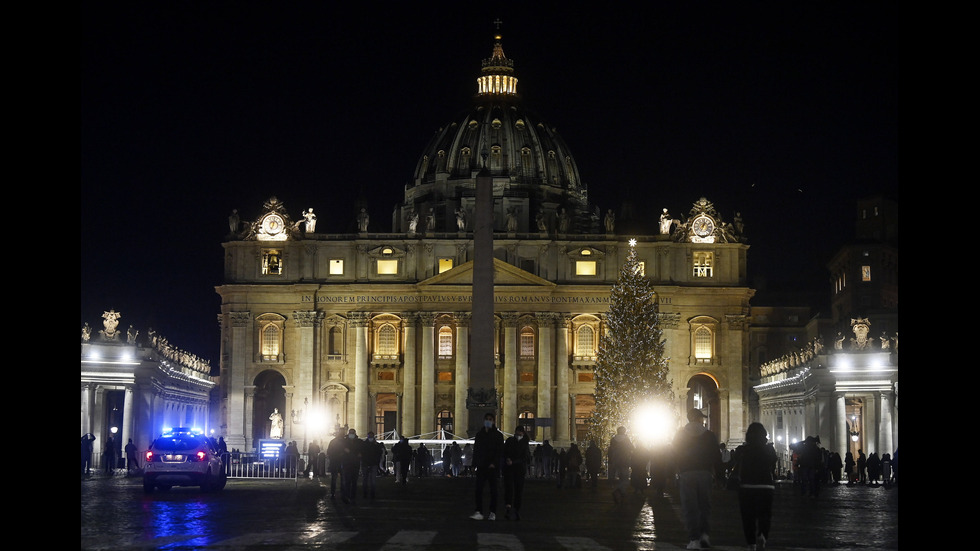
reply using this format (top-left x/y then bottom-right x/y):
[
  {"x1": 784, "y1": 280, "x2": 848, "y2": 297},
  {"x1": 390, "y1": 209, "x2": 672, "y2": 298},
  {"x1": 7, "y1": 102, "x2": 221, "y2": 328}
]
[
  {"x1": 673, "y1": 409, "x2": 721, "y2": 550},
  {"x1": 469, "y1": 412, "x2": 504, "y2": 520},
  {"x1": 392, "y1": 437, "x2": 413, "y2": 484},
  {"x1": 305, "y1": 439, "x2": 321, "y2": 477},
  {"x1": 326, "y1": 430, "x2": 345, "y2": 497},
  {"x1": 566, "y1": 443, "x2": 584, "y2": 489},
  {"x1": 844, "y1": 451, "x2": 856, "y2": 485},
  {"x1": 360, "y1": 431, "x2": 384, "y2": 499},
  {"x1": 736, "y1": 422, "x2": 778, "y2": 551},
  {"x1": 340, "y1": 428, "x2": 362, "y2": 504},
  {"x1": 585, "y1": 441, "x2": 602, "y2": 489},
  {"x1": 503, "y1": 425, "x2": 530, "y2": 520},
  {"x1": 81, "y1": 433, "x2": 96, "y2": 476}
]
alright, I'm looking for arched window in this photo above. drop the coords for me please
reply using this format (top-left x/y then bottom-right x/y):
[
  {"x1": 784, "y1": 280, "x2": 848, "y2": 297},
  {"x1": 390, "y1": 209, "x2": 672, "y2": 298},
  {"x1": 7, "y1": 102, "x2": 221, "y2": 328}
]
[
  {"x1": 377, "y1": 324, "x2": 397, "y2": 356},
  {"x1": 576, "y1": 325, "x2": 595, "y2": 357},
  {"x1": 520, "y1": 326, "x2": 535, "y2": 358},
  {"x1": 261, "y1": 324, "x2": 280, "y2": 360},
  {"x1": 438, "y1": 326, "x2": 453, "y2": 357}
]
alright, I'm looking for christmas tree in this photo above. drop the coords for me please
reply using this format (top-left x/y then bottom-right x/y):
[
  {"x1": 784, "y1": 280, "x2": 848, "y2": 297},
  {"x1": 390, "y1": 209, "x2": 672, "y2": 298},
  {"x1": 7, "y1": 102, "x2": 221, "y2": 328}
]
[{"x1": 587, "y1": 240, "x2": 674, "y2": 448}]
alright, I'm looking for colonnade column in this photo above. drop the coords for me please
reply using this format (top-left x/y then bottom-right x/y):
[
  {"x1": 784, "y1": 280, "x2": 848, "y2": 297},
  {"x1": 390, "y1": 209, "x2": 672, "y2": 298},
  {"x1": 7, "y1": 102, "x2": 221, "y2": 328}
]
[
  {"x1": 81, "y1": 383, "x2": 94, "y2": 435},
  {"x1": 501, "y1": 313, "x2": 519, "y2": 435},
  {"x1": 291, "y1": 310, "x2": 321, "y2": 441},
  {"x1": 401, "y1": 313, "x2": 418, "y2": 437},
  {"x1": 876, "y1": 391, "x2": 894, "y2": 455},
  {"x1": 555, "y1": 315, "x2": 570, "y2": 445},
  {"x1": 121, "y1": 386, "x2": 135, "y2": 456},
  {"x1": 419, "y1": 313, "x2": 436, "y2": 436},
  {"x1": 454, "y1": 312, "x2": 471, "y2": 437},
  {"x1": 536, "y1": 312, "x2": 555, "y2": 443},
  {"x1": 351, "y1": 312, "x2": 370, "y2": 435},
  {"x1": 835, "y1": 393, "x2": 847, "y2": 457}
]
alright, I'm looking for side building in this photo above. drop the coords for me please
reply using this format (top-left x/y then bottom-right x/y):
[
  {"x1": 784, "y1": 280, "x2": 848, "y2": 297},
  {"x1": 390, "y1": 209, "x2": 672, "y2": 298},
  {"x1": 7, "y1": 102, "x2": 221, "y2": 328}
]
[
  {"x1": 752, "y1": 196, "x2": 898, "y2": 470},
  {"x1": 80, "y1": 310, "x2": 218, "y2": 467},
  {"x1": 216, "y1": 32, "x2": 755, "y2": 453}
]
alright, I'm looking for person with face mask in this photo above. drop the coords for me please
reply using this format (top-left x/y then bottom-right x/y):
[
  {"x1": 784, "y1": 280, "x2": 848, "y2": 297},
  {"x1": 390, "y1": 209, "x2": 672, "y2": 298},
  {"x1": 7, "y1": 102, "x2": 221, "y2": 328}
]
[
  {"x1": 503, "y1": 425, "x2": 530, "y2": 520},
  {"x1": 469, "y1": 412, "x2": 504, "y2": 520}
]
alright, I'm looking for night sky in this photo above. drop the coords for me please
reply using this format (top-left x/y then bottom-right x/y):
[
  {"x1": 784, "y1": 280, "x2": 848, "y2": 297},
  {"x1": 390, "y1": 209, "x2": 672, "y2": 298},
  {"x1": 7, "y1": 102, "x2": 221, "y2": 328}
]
[{"x1": 81, "y1": 3, "x2": 898, "y2": 368}]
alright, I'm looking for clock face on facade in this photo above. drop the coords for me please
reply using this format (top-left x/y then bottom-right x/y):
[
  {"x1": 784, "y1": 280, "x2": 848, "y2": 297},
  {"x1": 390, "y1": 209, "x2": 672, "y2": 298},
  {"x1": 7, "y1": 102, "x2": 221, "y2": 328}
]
[
  {"x1": 262, "y1": 214, "x2": 284, "y2": 236},
  {"x1": 692, "y1": 215, "x2": 715, "y2": 237}
]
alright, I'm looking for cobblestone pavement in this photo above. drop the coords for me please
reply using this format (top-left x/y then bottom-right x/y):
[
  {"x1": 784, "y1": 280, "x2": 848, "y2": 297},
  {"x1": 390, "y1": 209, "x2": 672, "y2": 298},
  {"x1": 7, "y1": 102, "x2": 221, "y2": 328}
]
[{"x1": 81, "y1": 472, "x2": 898, "y2": 550}]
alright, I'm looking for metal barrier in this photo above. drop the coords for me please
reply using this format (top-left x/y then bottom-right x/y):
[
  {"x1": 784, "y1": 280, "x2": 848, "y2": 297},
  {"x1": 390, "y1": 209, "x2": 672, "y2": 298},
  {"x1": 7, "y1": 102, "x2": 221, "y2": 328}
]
[{"x1": 225, "y1": 453, "x2": 301, "y2": 481}]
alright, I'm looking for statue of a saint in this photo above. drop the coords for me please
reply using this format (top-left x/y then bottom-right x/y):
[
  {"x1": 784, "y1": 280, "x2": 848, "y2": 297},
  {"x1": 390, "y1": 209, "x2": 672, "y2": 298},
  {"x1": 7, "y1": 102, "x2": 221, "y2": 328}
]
[
  {"x1": 604, "y1": 209, "x2": 615, "y2": 233},
  {"x1": 127, "y1": 325, "x2": 138, "y2": 344},
  {"x1": 536, "y1": 211, "x2": 547, "y2": 232},
  {"x1": 426, "y1": 208, "x2": 436, "y2": 233},
  {"x1": 558, "y1": 209, "x2": 569, "y2": 233},
  {"x1": 81, "y1": 323, "x2": 91, "y2": 342},
  {"x1": 269, "y1": 408, "x2": 284, "y2": 439},
  {"x1": 455, "y1": 207, "x2": 466, "y2": 231},
  {"x1": 228, "y1": 209, "x2": 240, "y2": 235},
  {"x1": 303, "y1": 208, "x2": 317, "y2": 232},
  {"x1": 357, "y1": 208, "x2": 370, "y2": 232},
  {"x1": 506, "y1": 209, "x2": 518, "y2": 232},
  {"x1": 408, "y1": 211, "x2": 419, "y2": 234},
  {"x1": 659, "y1": 208, "x2": 672, "y2": 234}
]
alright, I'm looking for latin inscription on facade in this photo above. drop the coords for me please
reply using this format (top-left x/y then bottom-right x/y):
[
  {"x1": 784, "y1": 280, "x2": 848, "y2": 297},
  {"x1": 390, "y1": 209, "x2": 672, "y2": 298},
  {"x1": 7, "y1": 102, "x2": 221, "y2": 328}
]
[{"x1": 301, "y1": 294, "x2": 610, "y2": 304}]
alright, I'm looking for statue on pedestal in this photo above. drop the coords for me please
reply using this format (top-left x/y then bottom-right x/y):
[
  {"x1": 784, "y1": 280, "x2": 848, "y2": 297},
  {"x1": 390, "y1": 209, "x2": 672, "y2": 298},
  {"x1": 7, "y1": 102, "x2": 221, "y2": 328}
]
[{"x1": 269, "y1": 408, "x2": 284, "y2": 439}]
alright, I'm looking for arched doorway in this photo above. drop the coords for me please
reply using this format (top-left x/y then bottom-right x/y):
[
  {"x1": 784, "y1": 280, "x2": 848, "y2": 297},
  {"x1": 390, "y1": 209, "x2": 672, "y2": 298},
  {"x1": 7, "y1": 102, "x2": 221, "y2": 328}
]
[
  {"x1": 687, "y1": 374, "x2": 721, "y2": 433},
  {"x1": 253, "y1": 370, "x2": 287, "y2": 445}
]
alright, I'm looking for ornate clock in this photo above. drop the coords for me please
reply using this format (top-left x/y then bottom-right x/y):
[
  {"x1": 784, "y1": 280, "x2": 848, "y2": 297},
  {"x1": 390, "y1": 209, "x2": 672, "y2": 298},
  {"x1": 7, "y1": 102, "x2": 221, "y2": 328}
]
[
  {"x1": 692, "y1": 215, "x2": 715, "y2": 238},
  {"x1": 258, "y1": 213, "x2": 288, "y2": 241}
]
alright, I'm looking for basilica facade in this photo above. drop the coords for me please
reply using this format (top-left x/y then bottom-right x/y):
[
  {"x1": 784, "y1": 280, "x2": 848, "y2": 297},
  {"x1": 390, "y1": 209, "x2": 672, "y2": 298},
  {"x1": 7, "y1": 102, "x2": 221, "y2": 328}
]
[{"x1": 215, "y1": 32, "x2": 755, "y2": 452}]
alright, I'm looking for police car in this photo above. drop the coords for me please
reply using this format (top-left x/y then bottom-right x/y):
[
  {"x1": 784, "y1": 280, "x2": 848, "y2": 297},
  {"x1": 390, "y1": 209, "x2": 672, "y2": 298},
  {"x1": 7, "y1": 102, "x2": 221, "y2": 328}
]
[{"x1": 143, "y1": 428, "x2": 226, "y2": 493}]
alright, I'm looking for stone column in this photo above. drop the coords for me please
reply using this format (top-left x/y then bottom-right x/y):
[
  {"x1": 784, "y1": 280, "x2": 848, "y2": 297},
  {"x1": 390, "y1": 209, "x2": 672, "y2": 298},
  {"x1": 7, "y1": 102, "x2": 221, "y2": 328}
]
[
  {"x1": 454, "y1": 312, "x2": 471, "y2": 437},
  {"x1": 501, "y1": 313, "x2": 519, "y2": 434},
  {"x1": 81, "y1": 383, "x2": 94, "y2": 436},
  {"x1": 351, "y1": 312, "x2": 370, "y2": 435},
  {"x1": 555, "y1": 315, "x2": 570, "y2": 445},
  {"x1": 226, "y1": 311, "x2": 252, "y2": 449},
  {"x1": 419, "y1": 313, "x2": 436, "y2": 436},
  {"x1": 877, "y1": 391, "x2": 893, "y2": 456},
  {"x1": 835, "y1": 393, "x2": 848, "y2": 457},
  {"x1": 401, "y1": 313, "x2": 418, "y2": 438},
  {"x1": 244, "y1": 386, "x2": 256, "y2": 450},
  {"x1": 121, "y1": 386, "x2": 135, "y2": 458},
  {"x1": 536, "y1": 312, "x2": 556, "y2": 442},
  {"x1": 291, "y1": 310, "x2": 321, "y2": 422}
]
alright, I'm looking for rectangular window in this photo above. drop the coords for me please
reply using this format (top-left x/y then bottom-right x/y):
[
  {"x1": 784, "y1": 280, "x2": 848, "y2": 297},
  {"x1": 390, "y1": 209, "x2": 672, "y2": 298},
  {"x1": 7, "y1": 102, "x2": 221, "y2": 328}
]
[
  {"x1": 329, "y1": 259, "x2": 344, "y2": 275},
  {"x1": 520, "y1": 332, "x2": 534, "y2": 358},
  {"x1": 438, "y1": 258, "x2": 454, "y2": 273},
  {"x1": 575, "y1": 260, "x2": 597, "y2": 276},
  {"x1": 376, "y1": 259, "x2": 399, "y2": 275},
  {"x1": 862, "y1": 265, "x2": 871, "y2": 281},
  {"x1": 693, "y1": 251, "x2": 713, "y2": 278},
  {"x1": 262, "y1": 250, "x2": 283, "y2": 275}
]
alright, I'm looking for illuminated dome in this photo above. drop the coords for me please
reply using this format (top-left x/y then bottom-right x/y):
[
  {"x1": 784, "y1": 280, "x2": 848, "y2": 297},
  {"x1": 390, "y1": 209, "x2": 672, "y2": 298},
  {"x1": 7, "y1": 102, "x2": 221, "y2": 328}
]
[{"x1": 394, "y1": 31, "x2": 593, "y2": 234}]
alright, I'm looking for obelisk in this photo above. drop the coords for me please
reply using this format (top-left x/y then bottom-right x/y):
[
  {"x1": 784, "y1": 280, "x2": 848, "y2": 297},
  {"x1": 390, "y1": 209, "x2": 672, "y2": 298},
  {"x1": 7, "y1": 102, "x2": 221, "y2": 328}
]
[{"x1": 467, "y1": 158, "x2": 497, "y2": 437}]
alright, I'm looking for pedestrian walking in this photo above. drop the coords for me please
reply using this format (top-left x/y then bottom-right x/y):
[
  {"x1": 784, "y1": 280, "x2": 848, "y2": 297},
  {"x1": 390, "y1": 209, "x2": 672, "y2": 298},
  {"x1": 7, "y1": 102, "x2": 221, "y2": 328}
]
[
  {"x1": 392, "y1": 437, "x2": 413, "y2": 484},
  {"x1": 844, "y1": 451, "x2": 855, "y2": 485},
  {"x1": 305, "y1": 439, "x2": 321, "y2": 477},
  {"x1": 450, "y1": 441, "x2": 463, "y2": 478},
  {"x1": 856, "y1": 449, "x2": 867, "y2": 484},
  {"x1": 340, "y1": 428, "x2": 362, "y2": 504},
  {"x1": 326, "y1": 430, "x2": 345, "y2": 497},
  {"x1": 566, "y1": 442, "x2": 583, "y2": 489},
  {"x1": 867, "y1": 452, "x2": 881, "y2": 486},
  {"x1": 585, "y1": 441, "x2": 602, "y2": 489},
  {"x1": 674, "y1": 408, "x2": 720, "y2": 550},
  {"x1": 104, "y1": 434, "x2": 117, "y2": 474},
  {"x1": 503, "y1": 425, "x2": 530, "y2": 520},
  {"x1": 881, "y1": 453, "x2": 892, "y2": 487},
  {"x1": 607, "y1": 426, "x2": 633, "y2": 503},
  {"x1": 361, "y1": 432, "x2": 384, "y2": 500},
  {"x1": 81, "y1": 433, "x2": 96, "y2": 476},
  {"x1": 462, "y1": 443, "x2": 473, "y2": 476},
  {"x1": 469, "y1": 412, "x2": 504, "y2": 521},
  {"x1": 125, "y1": 438, "x2": 139, "y2": 474},
  {"x1": 735, "y1": 422, "x2": 778, "y2": 551}
]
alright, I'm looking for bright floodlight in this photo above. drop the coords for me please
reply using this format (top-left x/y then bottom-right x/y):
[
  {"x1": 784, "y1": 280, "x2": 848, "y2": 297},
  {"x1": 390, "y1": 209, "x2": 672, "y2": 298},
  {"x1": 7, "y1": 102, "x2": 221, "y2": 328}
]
[{"x1": 631, "y1": 401, "x2": 673, "y2": 447}]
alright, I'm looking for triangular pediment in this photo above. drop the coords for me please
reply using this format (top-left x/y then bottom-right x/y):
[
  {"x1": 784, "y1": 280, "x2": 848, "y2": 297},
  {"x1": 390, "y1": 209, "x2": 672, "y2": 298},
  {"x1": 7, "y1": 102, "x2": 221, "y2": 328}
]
[{"x1": 419, "y1": 258, "x2": 556, "y2": 287}]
